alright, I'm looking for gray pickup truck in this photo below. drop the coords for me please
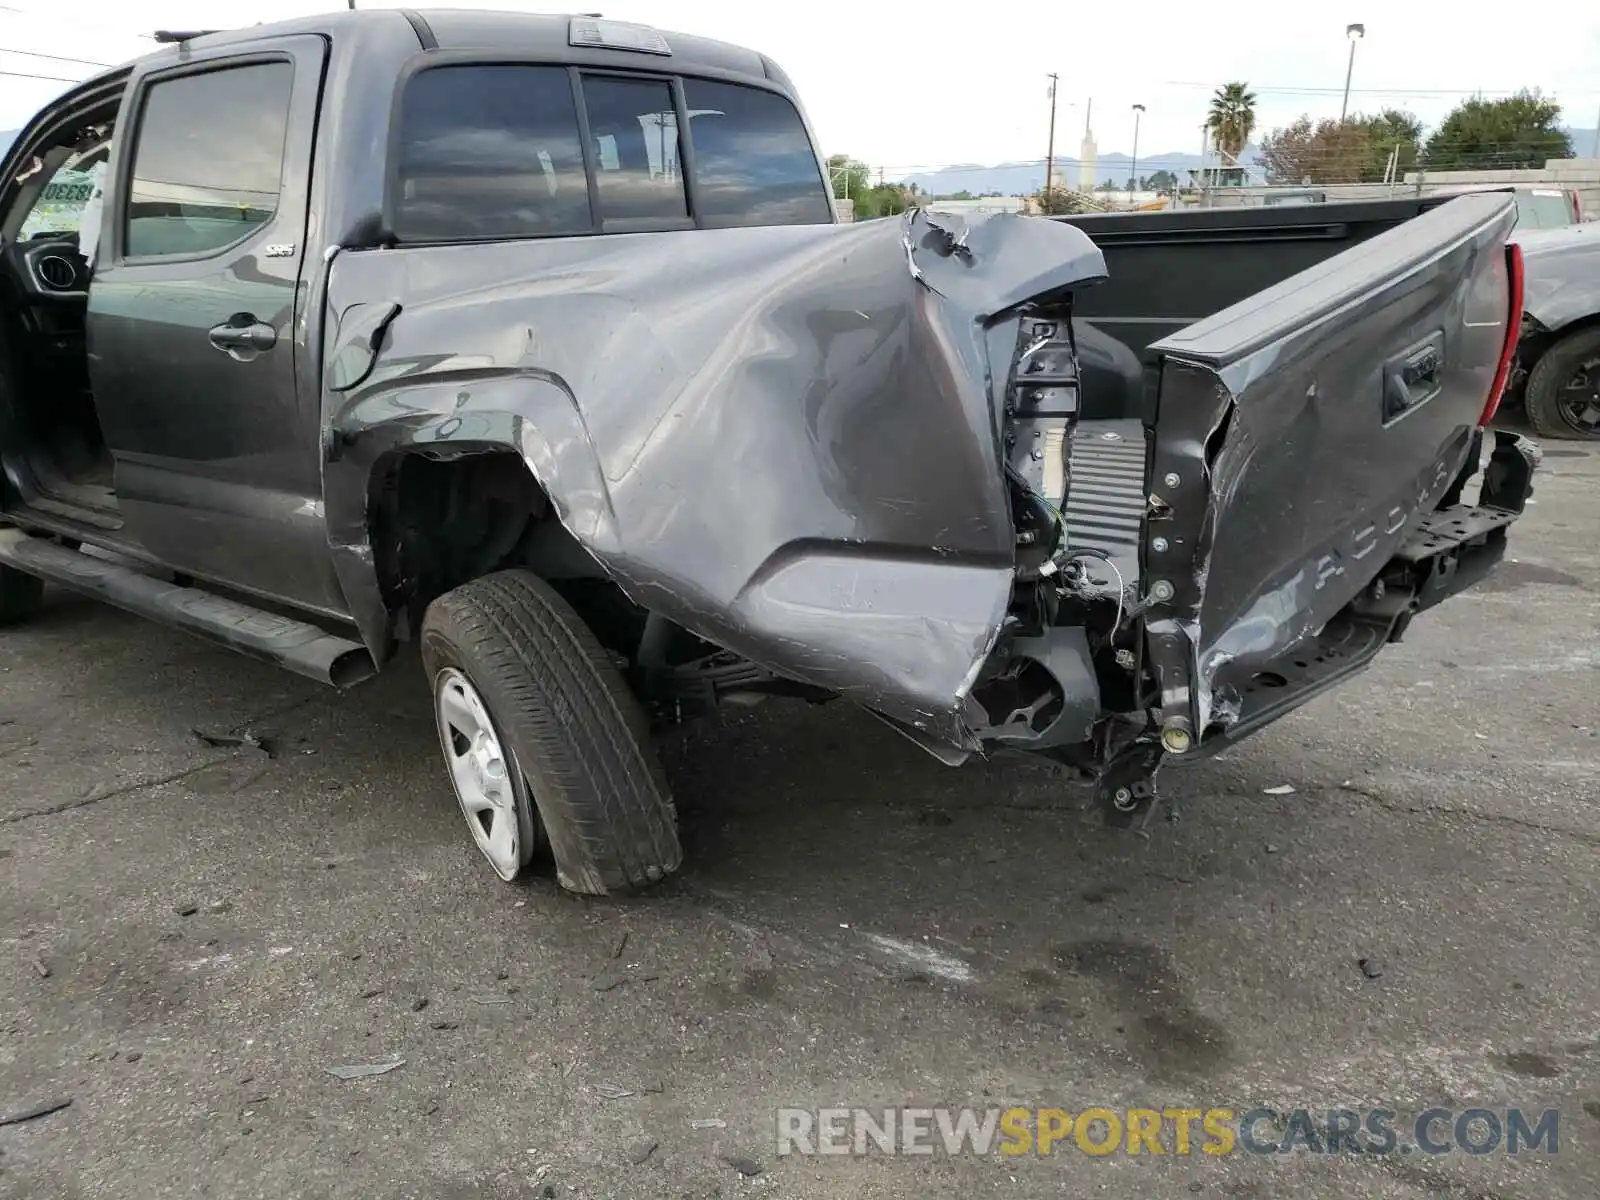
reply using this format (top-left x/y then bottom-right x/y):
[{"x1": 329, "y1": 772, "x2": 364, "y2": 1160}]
[
  {"x1": 1506, "y1": 223, "x2": 1600, "y2": 440},
  {"x1": 0, "y1": 10, "x2": 1537, "y2": 894}
]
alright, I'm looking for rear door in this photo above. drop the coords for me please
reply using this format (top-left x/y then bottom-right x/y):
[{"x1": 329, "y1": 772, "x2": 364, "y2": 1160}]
[
  {"x1": 86, "y1": 36, "x2": 343, "y2": 613},
  {"x1": 1138, "y1": 191, "x2": 1518, "y2": 734}
]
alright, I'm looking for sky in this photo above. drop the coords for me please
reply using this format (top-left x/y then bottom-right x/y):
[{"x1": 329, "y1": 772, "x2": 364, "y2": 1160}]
[{"x1": 3, "y1": 0, "x2": 1599, "y2": 175}]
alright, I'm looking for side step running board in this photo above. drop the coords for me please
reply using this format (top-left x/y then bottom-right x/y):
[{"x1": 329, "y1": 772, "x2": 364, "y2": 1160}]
[{"x1": 0, "y1": 527, "x2": 376, "y2": 687}]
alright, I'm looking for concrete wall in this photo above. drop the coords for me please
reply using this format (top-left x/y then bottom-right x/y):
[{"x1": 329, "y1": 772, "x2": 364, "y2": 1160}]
[
  {"x1": 924, "y1": 196, "x2": 1028, "y2": 215},
  {"x1": 1206, "y1": 158, "x2": 1600, "y2": 220}
]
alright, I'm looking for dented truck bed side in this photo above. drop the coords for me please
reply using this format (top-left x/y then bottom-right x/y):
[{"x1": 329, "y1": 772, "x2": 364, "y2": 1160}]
[{"x1": 324, "y1": 212, "x2": 1108, "y2": 752}]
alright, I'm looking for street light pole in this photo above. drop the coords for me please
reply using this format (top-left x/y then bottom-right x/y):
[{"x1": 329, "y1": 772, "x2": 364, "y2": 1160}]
[
  {"x1": 1129, "y1": 103, "x2": 1145, "y2": 196},
  {"x1": 1340, "y1": 23, "x2": 1365, "y2": 123},
  {"x1": 1045, "y1": 73, "x2": 1059, "y2": 207}
]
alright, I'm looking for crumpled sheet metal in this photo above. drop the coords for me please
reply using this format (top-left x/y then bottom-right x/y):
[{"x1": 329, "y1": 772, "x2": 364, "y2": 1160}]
[
  {"x1": 324, "y1": 210, "x2": 1106, "y2": 751},
  {"x1": 1146, "y1": 348, "x2": 1480, "y2": 737},
  {"x1": 1140, "y1": 192, "x2": 1514, "y2": 740}
]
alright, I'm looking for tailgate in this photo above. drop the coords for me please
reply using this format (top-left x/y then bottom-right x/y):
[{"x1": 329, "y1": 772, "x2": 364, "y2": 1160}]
[{"x1": 1140, "y1": 191, "x2": 1520, "y2": 738}]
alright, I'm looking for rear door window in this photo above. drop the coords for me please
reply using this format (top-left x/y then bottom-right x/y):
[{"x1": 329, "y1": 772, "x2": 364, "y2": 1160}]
[
  {"x1": 580, "y1": 75, "x2": 689, "y2": 230},
  {"x1": 681, "y1": 79, "x2": 831, "y2": 228},
  {"x1": 395, "y1": 65, "x2": 592, "y2": 241}
]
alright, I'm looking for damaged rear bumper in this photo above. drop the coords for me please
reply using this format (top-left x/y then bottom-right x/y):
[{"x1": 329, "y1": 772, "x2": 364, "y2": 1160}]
[{"x1": 1158, "y1": 429, "x2": 1540, "y2": 763}]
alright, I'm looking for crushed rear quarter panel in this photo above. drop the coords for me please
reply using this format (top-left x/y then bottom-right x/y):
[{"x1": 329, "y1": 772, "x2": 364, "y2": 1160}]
[{"x1": 323, "y1": 212, "x2": 1106, "y2": 749}]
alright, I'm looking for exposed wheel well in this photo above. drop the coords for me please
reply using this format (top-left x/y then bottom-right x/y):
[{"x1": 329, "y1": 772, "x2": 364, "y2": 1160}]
[
  {"x1": 366, "y1": 446, "x2": 828, "y2": 716},
  {"x1": 1518, "y1": 312, "x2": 1600, "y2": 377},
  {"x1": 369, "y1": 447, "x2": 628, "y2": 642}
]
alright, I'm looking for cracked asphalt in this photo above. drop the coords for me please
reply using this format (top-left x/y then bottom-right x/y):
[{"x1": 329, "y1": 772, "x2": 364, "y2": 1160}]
[{"x1": 1, "y1": 438, "x2": 1597, "y2": 1199}]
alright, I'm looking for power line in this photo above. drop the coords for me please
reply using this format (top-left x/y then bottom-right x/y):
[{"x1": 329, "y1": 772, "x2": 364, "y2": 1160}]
[
  {"x1": 0, "y1": 45, "x2": 110, "y2": 68},
  {"x1": 0, "y1": 65, "x2": 79, "y2": 82},
  {"x1": 1159, "y1": 80, "x2": 1600, "y2": 98}
]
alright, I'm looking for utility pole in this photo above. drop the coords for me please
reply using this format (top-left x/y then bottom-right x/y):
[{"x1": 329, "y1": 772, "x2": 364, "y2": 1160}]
[
  {"x1": 1340, "y1": 23, "x2": 1365, "y2": 123},
  {"x1": 1129, "y1": 103, "x2": 1145, "y2": 197},
  {"x1": 1044, "y1": 73, "x2": 1059, "y2": 207}
]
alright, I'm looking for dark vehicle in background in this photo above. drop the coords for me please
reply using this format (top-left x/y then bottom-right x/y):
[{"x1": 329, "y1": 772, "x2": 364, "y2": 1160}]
[
  {"x1": 1505, "y1": 223, "x2": 1600, "y2": 440},
  {"x1": 0, "y1": 11, "x2": 1535, "y2": 897}
]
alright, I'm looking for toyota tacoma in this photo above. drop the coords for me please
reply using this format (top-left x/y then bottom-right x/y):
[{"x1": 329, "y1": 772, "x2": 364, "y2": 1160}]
[{"x1": 0, "y1": 10, "x2": 1537, "y2": 892}]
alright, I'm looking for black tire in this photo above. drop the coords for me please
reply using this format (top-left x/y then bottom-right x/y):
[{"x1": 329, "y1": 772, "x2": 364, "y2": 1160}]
[
  {"x1": 0, "y1": 564, "x2": 44, "y2": 627},
  {"x1": 420, "y1": 569, "x2": 681, "y2": 895},
  {"x1": 1524, "y1": 326, "x2": 1600, "y2": 441}
]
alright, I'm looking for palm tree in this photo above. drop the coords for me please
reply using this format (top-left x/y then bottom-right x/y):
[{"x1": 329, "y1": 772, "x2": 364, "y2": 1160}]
[{"x1": 1206, "y1": 82, "x2": 1258, "y2": 163}]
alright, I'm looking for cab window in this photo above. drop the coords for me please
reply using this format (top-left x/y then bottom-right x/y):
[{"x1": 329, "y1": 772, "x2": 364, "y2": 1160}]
[
  {"x1": 391, "y1": 64, "x2": 831, "y2": 242},
  {"x1": 581, "y1": 75, "x2": 689, "y2": 230},
  {"x1": 1513, "y1": 191, "x2": 1574, "y2": 230},
  {"x1": 681, "y1": 79, "x2": 831, "y2": 229},
  {"x1": 395, "y1": 65, "x2": 592, "y2": 242}
]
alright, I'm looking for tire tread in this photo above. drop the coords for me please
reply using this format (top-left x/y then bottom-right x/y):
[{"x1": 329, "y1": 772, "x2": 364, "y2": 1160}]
[
  {"x1": 421, "y1": 570, "x2": 680, "y2": 894},
  {"x1": 1523, "y1": 326, "x2": 1600, "y2": 441}
]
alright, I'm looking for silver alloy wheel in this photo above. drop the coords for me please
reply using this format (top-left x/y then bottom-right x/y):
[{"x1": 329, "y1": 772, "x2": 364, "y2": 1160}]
[{"x1": 434, "y1": 667, "x2": 523, "y2": 880}]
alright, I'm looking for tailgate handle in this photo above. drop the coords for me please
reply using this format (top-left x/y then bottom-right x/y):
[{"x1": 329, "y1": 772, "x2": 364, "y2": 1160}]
[
  {"x1": 1402, "y1": 351, "x2": 1440, "y2": 388},
  {"x1": 1384, "y1": 332, "x2": 1445, "y2": 423}
]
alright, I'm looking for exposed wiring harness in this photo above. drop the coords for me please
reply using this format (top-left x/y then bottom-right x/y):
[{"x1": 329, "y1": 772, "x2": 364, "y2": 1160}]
[{"x1": 1058, "y1": 545, "x2": 1127, "y2": 639}]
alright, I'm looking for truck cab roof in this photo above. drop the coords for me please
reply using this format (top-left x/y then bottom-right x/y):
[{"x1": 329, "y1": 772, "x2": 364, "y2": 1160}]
[{"x1": 128, "y1": 9, "x2": 795, "y2": 94}]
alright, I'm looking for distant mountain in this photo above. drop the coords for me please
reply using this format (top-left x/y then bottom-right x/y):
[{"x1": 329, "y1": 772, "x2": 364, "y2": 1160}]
[
  {"x1": 904, "y1": 128, "x2": 1600, "y2": 195},
  {"x1": 902, "y1": 148, "x2": 1262, "y2": 196}
]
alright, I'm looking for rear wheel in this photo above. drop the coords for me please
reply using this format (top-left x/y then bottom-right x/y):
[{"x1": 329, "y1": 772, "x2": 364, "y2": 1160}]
[
  {"x1": 420, "y1": 569, "x2": 681, "y2": 894},
  {"x1": 0, "y1": 565, "x2": 44, "y2": 627},
  {"x1": 1524, "y1": 327, "x2": 1600, "y2": 441},
  {"x1": 432, "y1": 665, "x2": 540, "y2": 881}
]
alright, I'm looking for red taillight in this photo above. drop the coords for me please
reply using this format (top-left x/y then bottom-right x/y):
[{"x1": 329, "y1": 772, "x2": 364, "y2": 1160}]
[{"x1": 1480, "y1": 242, "x2": 1524, "y2": 427}]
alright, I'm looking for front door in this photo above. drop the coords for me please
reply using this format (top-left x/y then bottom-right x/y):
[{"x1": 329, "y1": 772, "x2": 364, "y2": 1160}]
[{"x1": 87, "y1": 37, "x2": 344, "y2": 614}]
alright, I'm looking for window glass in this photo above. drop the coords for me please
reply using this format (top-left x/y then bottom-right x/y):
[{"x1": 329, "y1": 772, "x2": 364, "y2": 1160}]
[
  {"x1": 125, "y1": 62, "x2": 292, "y2": 258},
  {"x1": 1513, "y1": 192, "x2": 1572, "y2": 230},
  {"x1": 21, "y1": 163, "x2": 100, "y2": 240},
  {"x1": 396, "y1": 65, "x2": 591, "y2": 241},
  {"x1": 581, "y1": 75, "x2": 688, "y2": 228},
  {"x1": 682, "y1": 79, "x2": 831, "y2": 228}
]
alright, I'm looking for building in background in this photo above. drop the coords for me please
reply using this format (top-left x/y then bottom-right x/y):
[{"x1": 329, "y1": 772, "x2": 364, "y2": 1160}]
[
  {"x1": 925, "y1": 196, "x2": 1029, "y2": 216},
  {"x1": 1078, "y1": 100, "x2": 1097, "y2": 194},
  {"x1": 1202, "y1": 157, "x2": 1599, "y2": 219}
]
